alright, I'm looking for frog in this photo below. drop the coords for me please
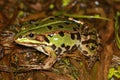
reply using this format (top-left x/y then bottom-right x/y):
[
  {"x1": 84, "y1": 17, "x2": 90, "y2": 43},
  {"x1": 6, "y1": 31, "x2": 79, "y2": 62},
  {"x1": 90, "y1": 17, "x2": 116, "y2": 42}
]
[{"x1": 14, "y1": 16, "x2": 102, "y2": 70}]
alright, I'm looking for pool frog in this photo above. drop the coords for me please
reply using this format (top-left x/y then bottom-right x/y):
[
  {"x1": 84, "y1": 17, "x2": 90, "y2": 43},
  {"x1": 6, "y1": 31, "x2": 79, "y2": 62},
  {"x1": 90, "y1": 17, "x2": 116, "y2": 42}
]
[{"x1": 14, "y1": 16, "x2": 101, "y2": 70}]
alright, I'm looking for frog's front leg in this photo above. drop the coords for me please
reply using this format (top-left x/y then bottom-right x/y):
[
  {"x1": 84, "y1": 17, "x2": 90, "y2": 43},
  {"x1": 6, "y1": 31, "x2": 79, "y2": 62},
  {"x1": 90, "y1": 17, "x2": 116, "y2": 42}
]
[
  {"x1": 42, "y1": 49, "x2": 57, "y2": 69},
  {"x1": 20, "y1": 47, "x2": 57, "y2": 70}
]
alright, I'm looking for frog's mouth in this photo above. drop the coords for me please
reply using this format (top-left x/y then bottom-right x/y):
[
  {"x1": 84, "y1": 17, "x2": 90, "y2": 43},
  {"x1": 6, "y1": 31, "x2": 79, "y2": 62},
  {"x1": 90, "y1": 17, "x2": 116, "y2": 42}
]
[{"x1": 15, "y1": 38, "x2": 48, "y2": 47}]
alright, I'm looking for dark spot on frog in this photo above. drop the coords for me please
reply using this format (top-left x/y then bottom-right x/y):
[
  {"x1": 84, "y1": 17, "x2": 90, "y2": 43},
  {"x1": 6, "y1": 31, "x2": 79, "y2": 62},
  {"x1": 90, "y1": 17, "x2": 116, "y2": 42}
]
[
  {"x1": 58, "y1": 32, "x2": 64, "y2": 37},
  {"x1": 82, "y1": 50, "x2": 88, "y2": 55},
  {"x1": 56, "y1": 47, "x2": 62, "y2": 54},
  {"x1": 65, "y1": 22, "x2": 70, "y2": 25},
  {"x1": 83, "y1": 32, "x2": 96, "y2": 36},
  {"x1": 44, "y1": 36, "x2": 50, "y2": 43},
  {"x1": 47, "y1": 26, "x2": 52, "y2": 30},
  {"x1": 61, "y1": 43, "x2": 65, "y2": 47},
  {"x1": 50, "y1": 17, "x2": 55, "y2": 20},
  {"x1": 65, "y1": 45, "x2": 70, "y2": 50},
  {"x1": 82, "y1": 39, "x2": 97, "y2": 45},
  {"x1": 90, "y1": 46, "x2": 95, "y2": 50},
  {"x1": 70, "y1": 33, "x2": 75, "y2": 40},
  {"x1": 58, "y1": 47, "x2": 62, "y2": 54},
  {"x1": 76, "y1": 32, "x2": 81, "y2": 40},
  {"x1": 86, "y1": 44, "x2": 89, "y2": 47},
  {"x1": 51, "y1": 44, "x2": 56, "y2": 50},
  {"x1": 58, "y1": 25, "x2": 64, "y2": 28},
  {"x1": 71, "y1": 44, "x2": 77, "y2": 51},
  {"x1": 73, "y1": 27, "x2": 77, "y2": 31}
]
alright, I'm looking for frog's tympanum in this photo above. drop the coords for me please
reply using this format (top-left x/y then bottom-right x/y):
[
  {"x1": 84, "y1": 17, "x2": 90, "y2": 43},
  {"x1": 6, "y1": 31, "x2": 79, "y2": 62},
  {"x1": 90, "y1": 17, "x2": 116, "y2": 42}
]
[{"x1": 14, "y1": 16, "x2": 101, "y2": 70}]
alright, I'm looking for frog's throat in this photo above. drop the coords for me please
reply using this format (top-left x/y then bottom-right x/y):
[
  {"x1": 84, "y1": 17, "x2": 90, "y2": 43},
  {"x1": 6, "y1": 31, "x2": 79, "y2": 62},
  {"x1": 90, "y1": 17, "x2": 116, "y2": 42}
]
[{"x1": 15, "y1": 38, "x2": 51, "y2": 55}]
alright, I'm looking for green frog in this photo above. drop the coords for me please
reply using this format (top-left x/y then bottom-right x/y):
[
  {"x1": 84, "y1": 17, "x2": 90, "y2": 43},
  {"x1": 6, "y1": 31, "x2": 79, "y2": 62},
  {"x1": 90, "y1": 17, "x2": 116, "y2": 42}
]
[{"x1": 14, "y1": 16, "x2": 101, "y2": 70}]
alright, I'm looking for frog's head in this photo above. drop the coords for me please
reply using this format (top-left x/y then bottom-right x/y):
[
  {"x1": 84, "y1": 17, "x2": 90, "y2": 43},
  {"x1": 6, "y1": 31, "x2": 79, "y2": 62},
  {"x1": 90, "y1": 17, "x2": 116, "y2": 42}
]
[{"x1": 14, "y1": 30, "x2": 50, "y2": 50}]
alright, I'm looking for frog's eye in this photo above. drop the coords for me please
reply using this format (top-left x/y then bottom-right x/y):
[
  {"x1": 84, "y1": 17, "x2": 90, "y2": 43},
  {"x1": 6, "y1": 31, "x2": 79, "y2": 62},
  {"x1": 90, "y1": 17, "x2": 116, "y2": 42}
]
[{"x1": 28, "y1": 33, "x2": 34, "y2": 38}]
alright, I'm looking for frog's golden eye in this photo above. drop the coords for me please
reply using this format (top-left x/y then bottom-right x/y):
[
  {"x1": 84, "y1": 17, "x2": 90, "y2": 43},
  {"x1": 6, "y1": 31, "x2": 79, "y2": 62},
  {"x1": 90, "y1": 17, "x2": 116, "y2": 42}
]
[{"x1": 28, "y1": 33, "x2": 34, "y2": 38}]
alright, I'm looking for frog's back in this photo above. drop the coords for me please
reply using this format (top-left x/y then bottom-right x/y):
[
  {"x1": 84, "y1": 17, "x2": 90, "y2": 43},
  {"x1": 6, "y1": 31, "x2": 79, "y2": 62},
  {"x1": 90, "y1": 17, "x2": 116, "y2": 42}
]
[{"x1": 32, "y1": 16, "x2": 82, "y2": 34}]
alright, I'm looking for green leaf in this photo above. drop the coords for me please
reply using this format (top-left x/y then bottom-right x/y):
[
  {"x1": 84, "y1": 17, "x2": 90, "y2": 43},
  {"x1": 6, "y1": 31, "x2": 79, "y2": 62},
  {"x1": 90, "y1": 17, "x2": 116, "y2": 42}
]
[
  {"x1": 108, "y1": 68, "x2": 115, "y2": 79},
  {"x1": 49, "y1": 4, "x2": 54, "y2": 9},
  {"x1": 64, "y1": 13, "x2": 109, "y2": 20},
  {"x1": 63, "y1": 0, "x2": 71, "y2": 7},
  {"x1": 115, "y1": 12, "x2": 120, "y2": 49},
  {"x1": 114, "y1": 71, "x2": 120, "y2": 78}
]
